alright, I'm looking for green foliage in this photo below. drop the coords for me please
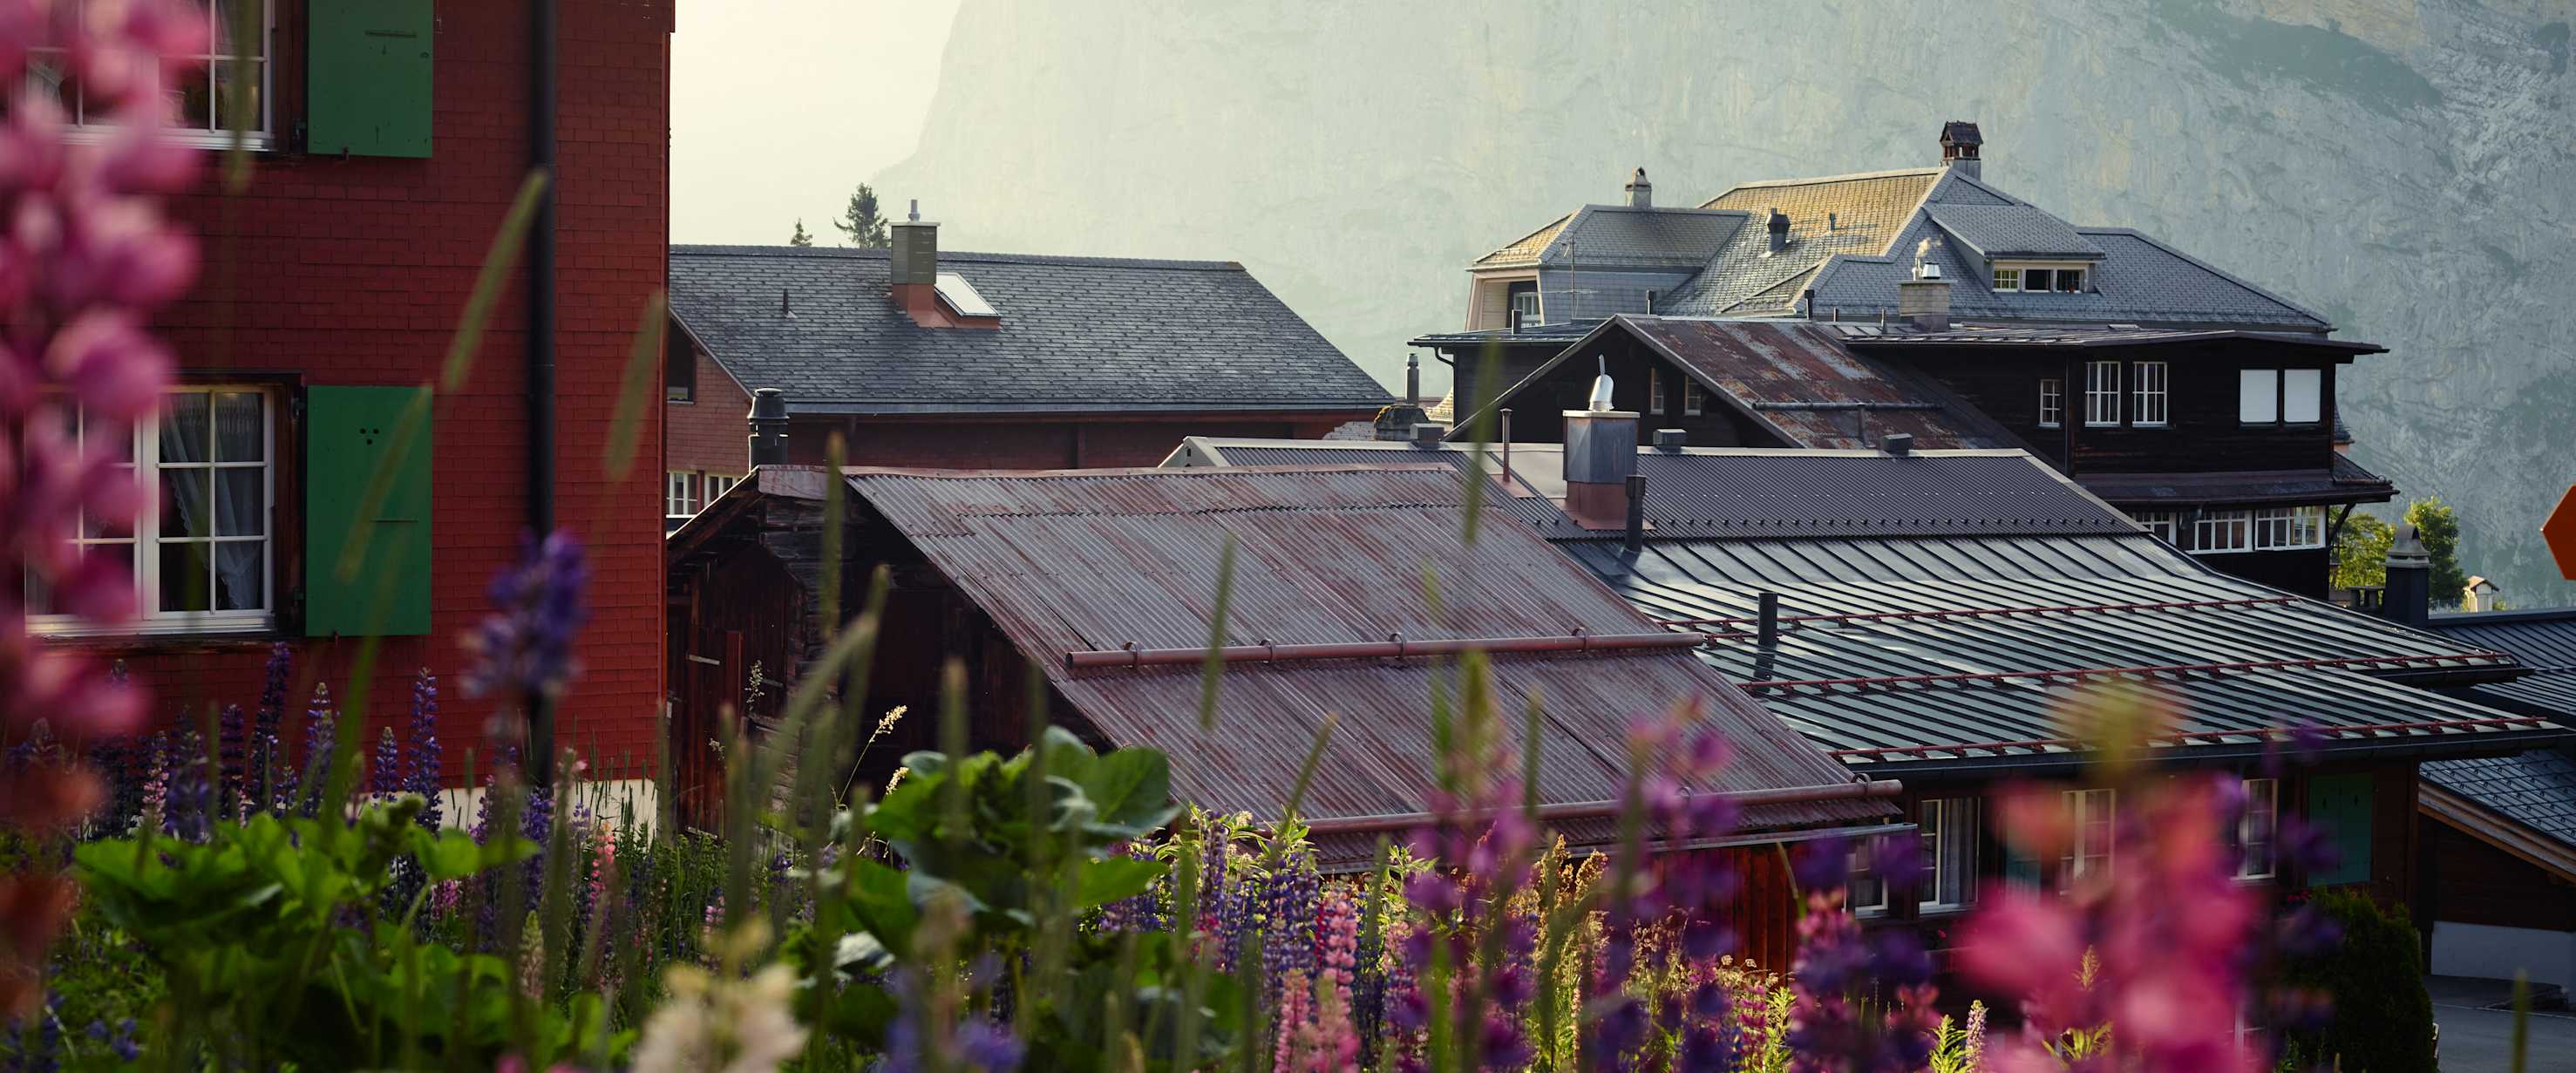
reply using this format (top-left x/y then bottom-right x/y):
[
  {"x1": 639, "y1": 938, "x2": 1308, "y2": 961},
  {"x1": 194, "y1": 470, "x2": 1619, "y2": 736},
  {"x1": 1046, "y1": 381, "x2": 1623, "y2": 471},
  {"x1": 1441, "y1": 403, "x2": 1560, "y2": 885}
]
[
  {"x1": 2331, "y1": 512, "x2": 2393, "y2": 589},
  {"x1": 2405, "y1": 497, "x2": 2468, "y2": 608},
  {"x1": 2280, "y1": 889, "x2": 2437, "y2": 1072},
  {"x1": 68, "y1": 796, "x2": 613, "y2": 1070},
  {"x1": 789, "y1": 218, "x2": 813, "y2": 247},
  {"x1": 833, "y1": 183, "x2": 891, "y2": 248}
]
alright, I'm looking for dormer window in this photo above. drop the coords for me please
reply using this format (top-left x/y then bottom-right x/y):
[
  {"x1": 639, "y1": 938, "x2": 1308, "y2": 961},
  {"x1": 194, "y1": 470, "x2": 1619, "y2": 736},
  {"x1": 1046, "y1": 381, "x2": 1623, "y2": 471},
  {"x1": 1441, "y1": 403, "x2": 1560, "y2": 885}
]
[
  {"x1": 1994, "y1": 263, "x2": 2088, "y2": 293},
  {"x1": 1508, "y1": 284, "x2": 1542, "y2": 327}
]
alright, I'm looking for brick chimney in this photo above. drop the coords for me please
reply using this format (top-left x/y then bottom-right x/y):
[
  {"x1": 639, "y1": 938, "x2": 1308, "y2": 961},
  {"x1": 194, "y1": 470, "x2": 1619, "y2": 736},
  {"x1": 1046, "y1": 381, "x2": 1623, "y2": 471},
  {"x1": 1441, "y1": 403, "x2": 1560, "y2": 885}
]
[
  {"x1": 1765, "y1": 209, "x2": 1790, "y2": 254},
  {"x1": 1898, "y1": 236, "x2": 1952, "y2": 331},
  {"x1": 888, "y1": 200, "x2": 947, "y2": 327},
  {"x1": 1625, "y1": 167, "x2": 1652, "y2": 208},
  {"x1": 1940, "y1": 120, "x2": 1983, "y2": 180},
  {"x1": 1562, "y1": 360, "x2": 1638, "y2": 530}
]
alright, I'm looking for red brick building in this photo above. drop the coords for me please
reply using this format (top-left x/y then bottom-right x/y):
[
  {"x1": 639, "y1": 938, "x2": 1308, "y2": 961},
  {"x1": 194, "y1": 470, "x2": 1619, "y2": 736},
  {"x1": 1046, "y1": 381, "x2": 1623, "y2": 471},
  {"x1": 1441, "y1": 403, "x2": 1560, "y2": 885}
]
[
  {"x1": 660, "y1": 212, "x2": 1389, "y2": 520},
  {"x1": 37, "y1": 3, "x2": 673, "y2": 777}
]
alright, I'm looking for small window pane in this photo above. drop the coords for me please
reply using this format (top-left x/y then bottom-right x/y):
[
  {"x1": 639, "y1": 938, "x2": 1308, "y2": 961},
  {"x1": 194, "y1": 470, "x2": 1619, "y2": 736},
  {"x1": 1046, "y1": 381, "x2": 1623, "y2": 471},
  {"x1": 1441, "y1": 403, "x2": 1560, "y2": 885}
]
[
  {"x1": 214, "y1": 468, "x2": 262, "y2": 535},
  {"x1": 83, "y1": 467, "x2": 139, "y2": 539},
  {"x1": 161, "y1": 393, "x2": 210, "y2": 462},
  {"x1": 2240, "y1": 369, "x2": 2279, "y2": 423},
  {"x1": 159, "y1": 541, "x2": 213, "y2": 613},
  {"x1": 160, "y1": 469, "x2": 212, "y2": 538},
  {"x1": 2024, "y1": 268, "x2": 2053, "y2": 291},
  {"x1": 1992, "y1": 267, "x2": 2021, "y2": 291},
  {"x1": 2056, "y1": 268, "x2": 2085, "y2": 292},
  {"x1": 2284, "y1": 369, "x2": 2322, "y2": 423},
  {"x1": 214, "y1": 1, "x2": 268, "y2": 58},
  {"x1": 215, "y1": 392, "x2": 263, "y2": 460},
  {"x1": 214, "y1": 542, "x2": 262, "y2": 611},
  {"x1": 213, "y1": 60, "x2": 262, "y2": 134},
  {"x1": 173, "y1": 69, "x2": 214, "y2": 131}
]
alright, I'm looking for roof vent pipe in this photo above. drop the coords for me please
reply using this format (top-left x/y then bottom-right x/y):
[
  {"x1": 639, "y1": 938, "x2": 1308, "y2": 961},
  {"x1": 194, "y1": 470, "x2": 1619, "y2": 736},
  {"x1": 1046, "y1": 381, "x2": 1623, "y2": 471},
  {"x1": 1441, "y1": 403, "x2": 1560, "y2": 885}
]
[
  {"x1": 1623, "y1": 474, "x2": 1646, "y2": 553},
  {"x1": 1405, "y1": 353, "x2": 1419, "y2": 406},
  {"x1": 1653, "y1": 428, "x2": 1686, "y2": 451},
  {"x1": 1500, "y1": 408, "x2": 1514, "y2": 488},
  {"x1": 1625, "y1": 166, "x2": 1652, "y2": 208},
  {"x1": 1756, "y1": 592, "x2": 1781, "y2": 649},
  {"x1": 1587, "y1": 356, "x2": 1615, "y2": 411},
  {"x1": 748, "y1": 388, "x2": 790, "y2": 469},
  {"x1": 1766, "y1": 209, "x2": 1790, "y2": 253},
  {"x1": 1882, "y1": 432, "x2": 1913, "y2": 457}
]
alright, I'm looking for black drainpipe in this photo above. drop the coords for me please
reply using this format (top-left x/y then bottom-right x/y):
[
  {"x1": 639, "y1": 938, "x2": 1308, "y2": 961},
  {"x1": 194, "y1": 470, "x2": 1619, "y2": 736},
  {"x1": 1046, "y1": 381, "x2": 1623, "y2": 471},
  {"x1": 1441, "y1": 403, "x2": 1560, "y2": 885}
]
[{"x1": 526, "y1": 0, "x2": 560, "y2": 784}]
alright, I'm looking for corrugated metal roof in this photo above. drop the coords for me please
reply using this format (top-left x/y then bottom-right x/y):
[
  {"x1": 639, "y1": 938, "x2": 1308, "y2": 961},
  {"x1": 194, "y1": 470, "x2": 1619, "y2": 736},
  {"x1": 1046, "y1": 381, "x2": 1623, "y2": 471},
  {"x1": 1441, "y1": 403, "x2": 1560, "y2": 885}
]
[
  {"x1": 2427, "y1": 608, "x2": 2576, "y2": 721},
  {"x1": 1561, "y1": 533, "x2": 2542, "y2": 766},
  {"x1": 839, "y1": 464, "x2": 1888, "y2": 830}
]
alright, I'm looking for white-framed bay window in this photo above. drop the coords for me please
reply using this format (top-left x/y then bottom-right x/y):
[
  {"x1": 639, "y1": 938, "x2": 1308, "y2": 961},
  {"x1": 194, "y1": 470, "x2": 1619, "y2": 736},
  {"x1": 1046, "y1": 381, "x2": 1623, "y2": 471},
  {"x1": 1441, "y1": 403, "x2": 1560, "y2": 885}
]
[
  {"x1": 2195, "y1": 510, "x2": 2253, "y2": 553},
  {"x1": 1918, "y1": 797, "x2": 1979, "y2": 911},
  {"x1": 25, "y1": 1, "x2": 275, "y2": 150},
  {"x1": 2251, "y1": 506, "x2": 2328, "y2": 550},
  {"x1": 28, "y1": 387, "x2": 276, "y2": 635}
]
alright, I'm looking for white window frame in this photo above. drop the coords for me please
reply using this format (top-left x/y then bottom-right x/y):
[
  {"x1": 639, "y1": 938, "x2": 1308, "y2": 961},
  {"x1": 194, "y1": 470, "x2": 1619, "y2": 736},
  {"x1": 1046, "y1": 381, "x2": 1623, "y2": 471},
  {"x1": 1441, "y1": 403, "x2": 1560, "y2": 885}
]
[
  {"x1": 704, "y1": 473, "x2": 741, "y2": 503},
  {"x1": 1991, "y1": 266, "x2": 2022, "y2": 292},
  {"x1": 2037, "y1": 377, "x2": 2063, "y2": 429},
  {"x1": 1848, "y1": 844, "x2": 1890, "y2": 918},
  {"x1": 2083, "y1": 360, "x2": 2121, "y2": 426},
  {"x1": 1682, "y1": 377, "x2": 1705, "y2": 417},
  {"x1": 2129, "y1": 510, "x2": 2180, "y2": 545},
  {"x1": 2195, "y1": 510, "x2": 2253, "y2": 553},
  {"x1": 2282, "y1": 369, "x2": 2322, "y2": 424},
  {"x1": 1992, "y1": 261, "x2": 2092, "y2": 293},
  {"x1": 1919, "y1": 797, "x2": 1979, "y2": 912},
  {"x1": 666, "y1": 471, "x2": 701, "y2": 518},
  {"x1": 1509, "y1": 287, "x2": 1543, "y2": 328},
  {"x1": 2238, "y1": 778, "x2": 2279, "y2": 879},
  {"x1": 2062, "y1": 788, "x2": 2116, "y2": 888},
  {"x1": 30, "y1": 1, "x2": 276, "y2": 152},
  {"x1": 2240, "y1": 368, "x2": 2281, "y2": 424},
  {"x1": 2131, "y1": 361, "x2": 2168, "y2": 427},
  {"x1": 1649, "y1": 368, "x2": 1667, "y2": 414},
  {"x1": 28, "y1": 386, "x2": 277, "y2": 636},
  {"x1": 2253, "y1": 506, "x2": 2328, "y2": 550},
  {"x1": 2051, "y1": 267, "x2": 2087, "y2": 292}
]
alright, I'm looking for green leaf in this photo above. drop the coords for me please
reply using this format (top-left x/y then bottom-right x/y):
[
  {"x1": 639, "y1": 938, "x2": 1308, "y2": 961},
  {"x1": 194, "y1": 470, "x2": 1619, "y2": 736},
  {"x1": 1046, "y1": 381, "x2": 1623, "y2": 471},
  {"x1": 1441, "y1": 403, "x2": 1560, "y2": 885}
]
[
  {"x1": 1083, "y1": 748, "x2": 1177, "y2": 838},
  {"x1": 1073, "y1": 856, "x2": 1164, "y2": 911}
]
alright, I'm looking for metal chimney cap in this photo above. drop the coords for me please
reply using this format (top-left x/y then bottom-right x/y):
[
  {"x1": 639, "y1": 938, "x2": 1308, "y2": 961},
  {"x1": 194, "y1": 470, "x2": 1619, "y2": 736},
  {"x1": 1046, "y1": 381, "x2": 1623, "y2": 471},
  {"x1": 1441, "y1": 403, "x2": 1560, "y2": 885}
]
[
  {"x1": 1653, "y1": 429, "x2": 1688, "y2": 451},
  {"x1": 1410, "y1": 423, "x2": 1447, "y2": 445},
  {"x1": 1587, "y1": 356, "x2": 1616, "y2": 411},
  {"x1": 907, "y1": 199, "x2": 921, "y2": 222},
  {"x1": 2386, "y1": 524, "x2": 2431, "y2": 568},
  {"x1": 749, "y1": 387, "x2": 790, "y2": 421}
]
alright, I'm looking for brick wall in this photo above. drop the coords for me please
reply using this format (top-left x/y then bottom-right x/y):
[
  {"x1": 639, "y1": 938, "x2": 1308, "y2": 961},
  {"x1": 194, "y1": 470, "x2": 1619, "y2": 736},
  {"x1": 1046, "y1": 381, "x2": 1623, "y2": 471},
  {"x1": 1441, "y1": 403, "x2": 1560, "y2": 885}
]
[
  {"x1": 665, "y1": 343, "x2": 752, "y2": 479},
  {"x1": 93, "y1": 1, "x2": 674, "y2": 779}
]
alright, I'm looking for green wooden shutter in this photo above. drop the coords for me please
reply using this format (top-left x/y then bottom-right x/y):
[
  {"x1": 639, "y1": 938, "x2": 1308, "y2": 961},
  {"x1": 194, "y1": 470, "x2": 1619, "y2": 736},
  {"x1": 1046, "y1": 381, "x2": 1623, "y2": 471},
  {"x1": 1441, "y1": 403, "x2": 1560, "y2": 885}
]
[
  {"x1": 2304, "y1": 773, "x2": 2374, "y2": 887},
  {"x1": 305, "y1": 386, "x2": 432, "y2": 637},
  {"x1": 306, "y1": 0, "x2": 434, "y2": 159}
]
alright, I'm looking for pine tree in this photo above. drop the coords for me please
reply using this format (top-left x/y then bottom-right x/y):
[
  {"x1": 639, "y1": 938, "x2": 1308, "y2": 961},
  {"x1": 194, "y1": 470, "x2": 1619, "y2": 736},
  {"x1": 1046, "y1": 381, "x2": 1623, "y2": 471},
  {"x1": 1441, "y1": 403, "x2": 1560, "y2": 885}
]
[
  {"x1": 2403, "y1": 496, "x2": 2469, "y2": 608},
  {"x1": 788, "y1": 218, "x2": 812, "y2": 247},
  {"x1": 833, "y1": 183, "x2": 890, "y2": 248}
]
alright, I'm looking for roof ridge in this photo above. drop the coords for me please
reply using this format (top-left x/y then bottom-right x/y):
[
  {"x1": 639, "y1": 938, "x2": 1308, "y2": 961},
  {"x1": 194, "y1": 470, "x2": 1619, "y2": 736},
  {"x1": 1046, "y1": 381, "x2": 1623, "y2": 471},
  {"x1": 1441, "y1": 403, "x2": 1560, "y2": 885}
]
[
  {"x1": 2075, "y1": 228, "x2": 2334, "y2": 329},
  {"x1": 1701, "y1": 166, "x2": 1944, "y2": 203},
  {"x1": 669, "y1": 244, "x2": 1248, "y2": 272}
]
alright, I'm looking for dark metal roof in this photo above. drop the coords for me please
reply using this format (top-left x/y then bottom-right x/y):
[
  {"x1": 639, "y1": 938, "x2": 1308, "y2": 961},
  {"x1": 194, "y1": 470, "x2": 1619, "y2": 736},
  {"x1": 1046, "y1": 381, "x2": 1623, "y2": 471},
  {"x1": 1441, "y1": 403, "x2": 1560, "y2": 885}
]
[
  {"x1": 1921, "y1": 203, "x2": 2104, "y2": 261},
  {"x1": 2427, "y1": 608, "x2": 2576, "y2": 721},
  {"x1": 1408, "y1": 320, "x2": 1602, "y2": 350},
  {"x1": 2075, "y1": 456, "x2": 2398, "y2": 508},
  {"x1": 837, "y1": 464, "x2": 1888, "y2": 831},
  {"x1": 669, "y1": 245, "x2": 1390, "y2": 416},
  {"x1": 1832, "y1": 323, "x2": 2383, "y2": 354},
  {"x1": 1171, "y1": 442, "x2": 2137, "y2": 542}
]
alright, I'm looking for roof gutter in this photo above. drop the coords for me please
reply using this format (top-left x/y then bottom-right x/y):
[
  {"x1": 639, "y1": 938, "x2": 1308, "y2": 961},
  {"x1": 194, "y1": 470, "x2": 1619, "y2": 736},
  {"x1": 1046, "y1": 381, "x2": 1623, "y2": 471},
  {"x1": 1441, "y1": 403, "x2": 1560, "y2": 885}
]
[
  {"x1": 1065, "y1": 630, "x2": 1703, "y2": 670},
  {"x1": 1300, "y1": 778, "x2": 1905, "y2": 838}
]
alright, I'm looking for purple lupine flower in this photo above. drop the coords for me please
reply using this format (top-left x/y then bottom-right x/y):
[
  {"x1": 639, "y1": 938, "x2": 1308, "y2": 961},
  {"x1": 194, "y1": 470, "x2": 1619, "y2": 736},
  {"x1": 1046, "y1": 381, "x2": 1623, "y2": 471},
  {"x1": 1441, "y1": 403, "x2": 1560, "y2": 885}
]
[
  {"x1": 406, "y1": 669, "x2": 443, "y2": 829},
  {"x1": 163, "y1": 730, "x2": 211, "y2": 842},
  {"x1": 296, "y1": 683, "x2": 336, "y2": 818},
  {"x1": 215, "y1": 703, "x2": 245, "y2": 818},
  {"x1": 463, "y1": 530, "x2": 590, "y2": 701},
  {"x1": 1093, "y1": 841, "x2": 1168, "y2": 934},
  {"x1": 251, "y1": 642, "x2": 290, "y2": 812},
  {"x1": 370, "y1": 728, "x2": 403, "y2": 800},
  {"x1": 1260, "y1": 843, "x2": 1322, "y2": 989}
]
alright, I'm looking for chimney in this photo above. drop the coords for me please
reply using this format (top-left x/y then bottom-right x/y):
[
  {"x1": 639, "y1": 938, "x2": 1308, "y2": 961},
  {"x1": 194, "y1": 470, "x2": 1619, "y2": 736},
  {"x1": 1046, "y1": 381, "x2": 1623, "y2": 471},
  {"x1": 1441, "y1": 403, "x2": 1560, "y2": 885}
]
[
  {"x1": 1765, "y1": 209, "x2": 1790, "y2": 254},
  {"x1": 888, "y1": 200, "x2": 945, "y2": 326},
  {"x1": 1405, "y1": 353, "x2": 1420, "y2": 406},
  {"x1": 1897, "y1": 235, "x2": 1952, "y2": 331},
  {"x1": 1652, "y1": 428, "x2": 1687, "y2": 452},
  {"x1": 1625, "y1": 167, "x2": 1653, "y2": 208},
  {"x1": 747, "y1": 387, "x2": 789, "y2": 468},
  {"x1": 1411, "y1": 423, "x2": 1446, "y2": 445},
  {"x1": 1939, "y1": 120, "x2": 1983, "y2": 180},
  {"x1": 2382, "y1": 524, "x2": 2432, "y2": 628},
  {"x1": 1882, "y1": 432, "x2": 1914, "y2": 456},
  {"x1": 1563, "y1": 359, "x2": 1639, "y2": 530}
]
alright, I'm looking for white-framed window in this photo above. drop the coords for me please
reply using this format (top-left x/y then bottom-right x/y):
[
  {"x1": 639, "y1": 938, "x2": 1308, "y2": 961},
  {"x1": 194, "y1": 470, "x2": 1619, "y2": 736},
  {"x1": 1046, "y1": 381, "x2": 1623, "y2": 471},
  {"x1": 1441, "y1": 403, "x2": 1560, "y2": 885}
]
[
  {"x1": 704, "y1": 473, "x2": 741, "y2": 502},
  {"x1": 2283, "y1": 369, "x2": 2321, "y2": 424},
  {"x1": 2237, "y1": 778, "x2": 2279, "y2": 879},
  {"x1": 28, "y1": 387, "x2": 276, "y2": 635},
  {"x1": 2037, "y1": 377, "x2": 2063, "y2": 428},
  {"x1": 2063, "y1": 788, "x2": 2115, "y2": 888},
  {"x1": 1682, "y1": 378, "x2": 1705, "y2": 417},
  {"x1": 1649, "y1": 368, "x2": 1667, "y2": 414},
  {"x1": 1848, "y1": 844, "x2": 1890, "y2": 917},
  {"x1": 1992, "y1": 266, "x2": 2022, "y2": 292},
  {"x1": 2131, "y1": 361, "x2": 2168, "y2": 426},
  {"x1": 2050, "y1": 267, "x2": 2086, "y2": 292},
  {"x1": 1919, "y1": 797, "x2": 1979, "y2": 911},
  {"x1": 25, "y1": 1, "x2": 275, "y2": 151},
  {"x1": 2083, "y1": 360, "x2": 2121, "y2": 426},
  {"x1": 666, "y1": 471, "x2": 701, "y2": 518},
  {"x1": 2252, "y1": 506, "x2": 2328, "y2": 550},
  {"x1": 1993, "y1": 263, "x2": 2090, "y2": 293},
  {"x1": 2129, "y1": 510, "x2": 2181, "y2": 545},
  {"x1": 2240, "y1": 369, "x2": 2280, "y2": 423},
  {"x1": 2195, "y1": 510, "x2": 2253, "y2": 553},
  {"x1": 1509, "y1": 288, "x2": 1542, "y2": 328}
]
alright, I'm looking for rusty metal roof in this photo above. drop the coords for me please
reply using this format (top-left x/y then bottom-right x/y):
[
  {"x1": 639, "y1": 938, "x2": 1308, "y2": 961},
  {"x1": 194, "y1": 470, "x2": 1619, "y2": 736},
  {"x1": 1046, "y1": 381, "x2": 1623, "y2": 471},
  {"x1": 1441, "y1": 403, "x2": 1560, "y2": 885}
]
[{"x1": 837, "y1": 464, "x2": 1889, "y2": 832}]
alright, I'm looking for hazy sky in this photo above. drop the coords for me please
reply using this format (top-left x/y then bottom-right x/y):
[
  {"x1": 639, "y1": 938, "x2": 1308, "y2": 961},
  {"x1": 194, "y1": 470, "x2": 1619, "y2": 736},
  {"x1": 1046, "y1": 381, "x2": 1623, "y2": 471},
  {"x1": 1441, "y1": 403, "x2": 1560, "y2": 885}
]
[{"x1": 671, "y1": 1, "x2": 962, "y2": 245}]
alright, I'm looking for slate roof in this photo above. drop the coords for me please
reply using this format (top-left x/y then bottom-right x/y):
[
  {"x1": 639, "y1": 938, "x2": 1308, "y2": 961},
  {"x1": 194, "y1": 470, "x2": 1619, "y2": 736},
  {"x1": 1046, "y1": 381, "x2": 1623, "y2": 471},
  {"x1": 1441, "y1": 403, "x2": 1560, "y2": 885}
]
[
  {"x1": 1447, "y1": 316, "x2": 2030, "y2": 452},
  {"x1": 1474, "y1": 214, "x2": 1573, "y2": 268},
  {"x1": 1166, "y1": 445, "x2": 2558, "y2": 771},
  {"x1": 668, "y1": 246, "x2": 1390, "y2": 416},
  {"x1": 1480, "y1": 206, "x2": 1747, "y2": 270},
  {"x1": 827, "y1": 464, "x2": 1889, "y2": 845},
  {"x1": 1921, "y1": 203, "x2": 2104, "y2": 261},
  {"x1": 2426, "y1": 608, "x2": 2576, "y2": 722},
  {"x1": 1808, "y1": 223, "x2": 2333, "y2": 330},
  {"x1": 2418, "y1": 750, "x2": 2576, "y2": 881}
]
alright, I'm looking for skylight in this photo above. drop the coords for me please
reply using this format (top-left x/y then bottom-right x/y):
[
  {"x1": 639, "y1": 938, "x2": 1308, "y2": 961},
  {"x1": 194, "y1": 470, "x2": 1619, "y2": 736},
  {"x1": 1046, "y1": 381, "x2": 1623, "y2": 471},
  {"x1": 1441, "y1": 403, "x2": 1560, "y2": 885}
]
[{"x1": 934, "y1": 272, "x2": 998, "y2": 317}]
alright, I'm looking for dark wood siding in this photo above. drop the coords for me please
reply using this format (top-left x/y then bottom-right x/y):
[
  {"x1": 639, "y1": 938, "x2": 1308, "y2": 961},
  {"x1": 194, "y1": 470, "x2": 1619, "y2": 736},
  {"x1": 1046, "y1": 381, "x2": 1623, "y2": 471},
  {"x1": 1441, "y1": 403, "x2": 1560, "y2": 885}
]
[
  {"x1": 2423, "y1": 820, "x2": 2576, "y2": 932},
  {"x1": 1906, "y1": 341, "x2": 2344, "y2": 476},
  {"x1": 1475, "y1": 333, "x2": 1786, "y2": 449}
]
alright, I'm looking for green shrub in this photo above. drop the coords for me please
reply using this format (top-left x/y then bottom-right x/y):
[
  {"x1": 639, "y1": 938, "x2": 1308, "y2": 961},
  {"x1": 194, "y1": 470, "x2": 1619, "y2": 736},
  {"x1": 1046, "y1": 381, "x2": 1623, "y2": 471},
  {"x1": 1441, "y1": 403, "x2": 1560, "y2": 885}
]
[{"x1": 2281, "y1": 889, "x2": 2436, "y2": 1072}]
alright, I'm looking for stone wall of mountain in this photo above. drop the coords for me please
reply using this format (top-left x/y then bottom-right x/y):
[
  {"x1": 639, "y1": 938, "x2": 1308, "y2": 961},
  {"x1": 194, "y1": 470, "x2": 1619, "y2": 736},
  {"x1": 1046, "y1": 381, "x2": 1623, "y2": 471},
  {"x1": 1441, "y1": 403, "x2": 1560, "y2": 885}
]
[{"x1": 876, "y1": 0, "x2": 2576, "y2": 604}]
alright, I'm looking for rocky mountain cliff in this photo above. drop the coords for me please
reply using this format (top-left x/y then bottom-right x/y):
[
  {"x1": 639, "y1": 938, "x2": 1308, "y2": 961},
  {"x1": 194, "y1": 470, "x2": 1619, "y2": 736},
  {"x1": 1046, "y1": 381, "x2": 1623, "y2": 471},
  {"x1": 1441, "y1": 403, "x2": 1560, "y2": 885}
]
[{"x1": 877, "y1": 0, "x2": 2576, "y2": 603}]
